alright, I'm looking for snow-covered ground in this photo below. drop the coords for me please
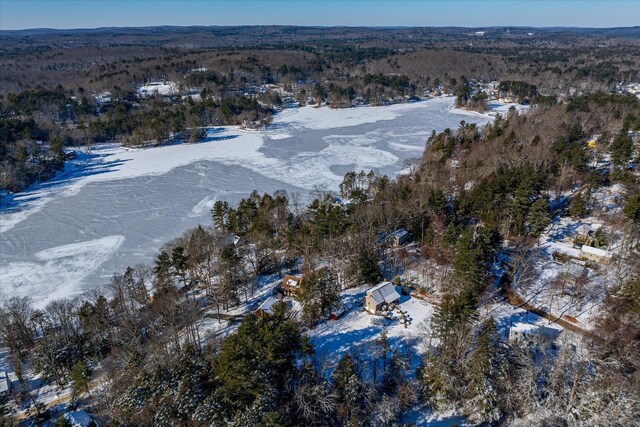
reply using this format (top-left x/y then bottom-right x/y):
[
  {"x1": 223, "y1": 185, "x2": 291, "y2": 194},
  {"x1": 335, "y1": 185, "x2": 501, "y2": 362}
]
[
  {"x1": 510, "y1": 185, "x2": 627, "y2": 331},
  {"x1": 309, "y1": 285, "x2": 434, "y2": 376},
  {"x1": 1, "y1": 97, "x2": 505, "y2": 307}
]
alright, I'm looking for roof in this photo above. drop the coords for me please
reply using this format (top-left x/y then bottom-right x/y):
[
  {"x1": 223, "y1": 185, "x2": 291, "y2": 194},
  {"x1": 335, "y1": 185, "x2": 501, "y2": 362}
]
[
  {"x1": 65, "y1": 410, "x2": 94, "y2": 427},
  {"x1": 366, "y1": 282, "x2": 401, "y2": 305},
  {"x1": 283, "y1": 274, "x2": 303, "y2": 288},
  {"x1": 510, "y1": 323, "x2": 561, "y2": 338},
  {"x1": 0, "y1": 371, "x2": 10, "y2": 394},
  {"x1": 392, "y1": 228, "x2": 409, "y2": 238},
  {"x1": 580, "y1": 245, "x2": 612, "y2": 258},
  {"x1": 256, "y1": 296, "x2": 278, "y2": 316}
]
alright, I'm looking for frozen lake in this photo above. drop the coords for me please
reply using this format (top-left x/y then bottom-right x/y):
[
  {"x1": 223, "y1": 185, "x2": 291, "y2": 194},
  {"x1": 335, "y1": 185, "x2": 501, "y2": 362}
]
[{"x1": 0, "y1": 97, "x2": 494, "y2": 306}]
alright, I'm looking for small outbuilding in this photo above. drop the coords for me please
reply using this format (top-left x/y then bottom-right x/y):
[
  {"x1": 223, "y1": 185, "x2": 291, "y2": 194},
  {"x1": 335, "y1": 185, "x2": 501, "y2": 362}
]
[{"x1": 364, "y1": 282, "x2": 401, "y2": 314}]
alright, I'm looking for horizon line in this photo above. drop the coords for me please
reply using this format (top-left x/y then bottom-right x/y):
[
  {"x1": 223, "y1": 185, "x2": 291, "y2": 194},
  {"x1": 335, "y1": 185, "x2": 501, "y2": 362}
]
[{"x1": 3, "y1": 24, "x2": 640, "y2": 33}]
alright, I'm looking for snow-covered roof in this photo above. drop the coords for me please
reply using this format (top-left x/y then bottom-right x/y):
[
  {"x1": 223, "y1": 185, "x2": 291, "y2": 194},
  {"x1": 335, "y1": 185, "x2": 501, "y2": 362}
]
[
  {"x1": 65, "y1": 410, "x2": 95, "y2": 427},
  {"x1": 510, "y1": 323, "x2": 561, "y2": 339},
  {"x1": 256, "y1": 296, "x2": 278, "y2": 316},
  {"x1": 366, "y1": 282, "x2": 401, "y2": 305},
  {"x1": 580, "y1": 245, "x2": 612, "y2": 259},
  {"x1": 0, "y1": 371, "x2": 10, "y2": 394},
  {"x1": 392, "y1": 228, "x2": 409, "y2": 238},
  {"x1": 283, "y1": 275, "x2": 303, "y2": 288}
]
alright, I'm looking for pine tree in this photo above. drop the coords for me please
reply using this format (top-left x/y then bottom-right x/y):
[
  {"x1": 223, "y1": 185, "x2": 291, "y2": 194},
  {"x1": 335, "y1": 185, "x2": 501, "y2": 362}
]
[
  {"x1": 358, "y1": 249, "x2": 382, "y2": 285},
  {"x1": 526, "y1": 197, "x2": 550, "y2": 236},
  {"x1": 69, "y1": 361, "x2": 90, "y2": 401},
  {"x1": 211, "y1": 200, "x2": 228, "y2": 230},
  {"x1": 610, "y1": 131, "x2": 633, "y2": 167},
  {"x1": 570, "y1": 191, "x2": 589, "y2": 218},
  {"x1": 332, "y1": 354, "x2": 362, "y2": 421},
  {"x1": 464, "y1": 318, "x2": 506, "y2": 423}
]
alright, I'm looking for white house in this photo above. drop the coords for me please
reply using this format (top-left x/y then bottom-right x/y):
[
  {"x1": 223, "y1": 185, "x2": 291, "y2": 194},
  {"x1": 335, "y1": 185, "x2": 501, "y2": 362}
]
[
  {"x1": 580, "y1": 245, "x2": 613, "y2": 264},
  {"x1": 364, "y1": 282, "x2": 401, "y2": 314}
]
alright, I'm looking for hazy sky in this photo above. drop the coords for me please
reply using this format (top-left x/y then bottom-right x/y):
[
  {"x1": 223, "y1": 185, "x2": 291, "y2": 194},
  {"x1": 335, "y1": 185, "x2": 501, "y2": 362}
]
[{"x1": 1, "y1": 0, "x2": 639, "y2": 30}]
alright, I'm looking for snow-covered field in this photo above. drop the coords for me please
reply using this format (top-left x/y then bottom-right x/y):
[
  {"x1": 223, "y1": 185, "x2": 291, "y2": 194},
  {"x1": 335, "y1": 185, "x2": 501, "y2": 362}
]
[{"x1": 1, "y1": 97, "x2": 499, "y2": 307}]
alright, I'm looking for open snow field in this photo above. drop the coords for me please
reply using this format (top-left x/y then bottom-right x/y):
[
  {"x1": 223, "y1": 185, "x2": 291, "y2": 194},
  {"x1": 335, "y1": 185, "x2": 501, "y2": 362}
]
[{"x1": 1, "y1": 97, "x2": 495, "y2": 307}]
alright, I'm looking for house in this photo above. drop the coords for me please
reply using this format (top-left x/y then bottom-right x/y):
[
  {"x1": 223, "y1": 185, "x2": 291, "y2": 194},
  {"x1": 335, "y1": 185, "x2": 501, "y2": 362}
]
[
  {"x1": 580, "y1": 245, "x2": 613, "y2": 264},
  {"x1": 256, "y1": 296, "x2": 278, "y2": 318},
  {"x1": 0, "y1": 371, "x2": 11, "y2": 399},
  {"x1": 64, "y1": 410, "x2": 98, "y2": 427},
  {"x1": 282, "y1": 274, "x2": 303, "y2": 296},
  {"x1": 389, "y1": 228, "x2": 413, "y2": 247},
  {"x1": 224, "y1": 233, "x2": 247, "y2": 248},
  {"x1": 364, "y1": 282, "x2": 401, "y2": 314},
  {"x1": 509, "y1": 323, "x2": 561, "y2": 344}
]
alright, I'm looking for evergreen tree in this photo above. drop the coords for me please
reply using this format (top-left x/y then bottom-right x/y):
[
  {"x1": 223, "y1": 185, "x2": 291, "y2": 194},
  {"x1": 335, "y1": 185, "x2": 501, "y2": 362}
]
[
  {"x1": 357, "y1": 248, "x2": 382, "y2": 285},
  {"x1": 211, "y1": 200, "x2": 228, "y2": 231},
  {"x1": 610, "y1": 131, "x2": 633, "y2": 167},
  {"x1": 153, "y1": 250, "x2": 173, "y2": 290},
  {"x1": 623, "y1": 191, "x2": 640, "y2": 223},
  {"x1": 465, "y1": 318, "x2": 506, "y2": 423},
  {"x1": 332, "y1": 354, "x2": 362, "y2": 422},
  {"x1": 69, "y1": 361, "x2": 90, "y2": 401},
  {"x1": 299, "y1": 267, "x2": 341, "y2": 325},
  {"x1": 526, "y1": 197, "x2": 550, "y2": 236},
  {"x1": 570, "y1": 191, "x2": 589, "y2": 218}
]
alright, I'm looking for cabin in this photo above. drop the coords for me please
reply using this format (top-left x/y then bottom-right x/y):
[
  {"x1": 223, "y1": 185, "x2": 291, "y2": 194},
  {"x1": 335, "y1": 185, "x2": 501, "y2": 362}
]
[
  {"x1": 364, "y1": 282, "x2": 401, "y2": 314},
  {"x1": 389, "y1": 228, "x2": 412, "y2": 247},
  {"x1": 282, "y1": 274, "x2": 303, "y2": 296},
  {"x1": 64, "y1": 410, "x2": 99, "y2": 427},
  {"x1": 580, "y1": 245, "x2": 613, "y2": 264},
  {"x1": 0, "y1": 371, "x2": 11, "y2": 400}
]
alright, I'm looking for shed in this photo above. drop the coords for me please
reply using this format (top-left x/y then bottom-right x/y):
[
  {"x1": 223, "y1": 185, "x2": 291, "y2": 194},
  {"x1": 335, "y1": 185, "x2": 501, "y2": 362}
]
[
  {"x1": 329, "y1": 304, "x2": 348, "y2": 320},
  {"x1": 364, "y1": 282, "x2": 401, "y2": 314}
]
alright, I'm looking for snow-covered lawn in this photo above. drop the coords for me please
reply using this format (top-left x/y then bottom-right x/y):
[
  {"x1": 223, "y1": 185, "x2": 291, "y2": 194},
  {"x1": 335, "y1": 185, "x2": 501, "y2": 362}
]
[{"x1": 309, "y1": 285, "x2": 435, "y2": 371}]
